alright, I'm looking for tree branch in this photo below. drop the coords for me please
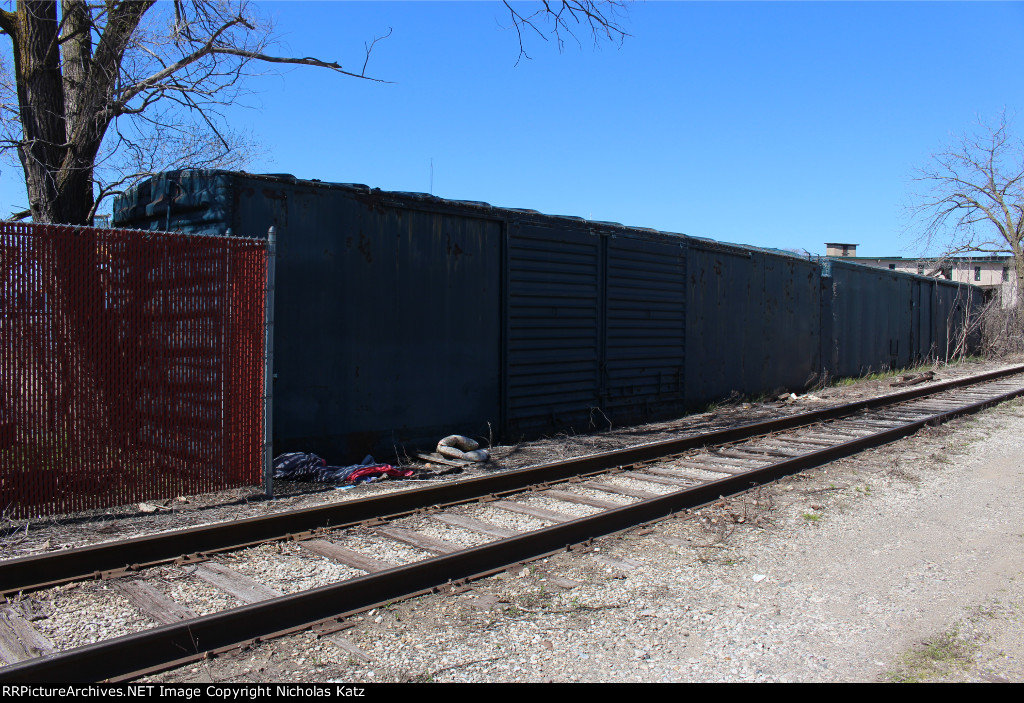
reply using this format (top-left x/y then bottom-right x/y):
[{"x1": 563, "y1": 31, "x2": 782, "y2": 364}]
[
  {"x1": 908, "y1": 111, "x2": 1024, "y2": 307},
  {"x1": 207, "y1": 45, "x2": 391, "y2": 82},
  {"x1": 502, "y1": 1, "x2": 628, "y2": 65},
  {"x1": 0, "y1": 9, "x2": 18, "y2": 38}
]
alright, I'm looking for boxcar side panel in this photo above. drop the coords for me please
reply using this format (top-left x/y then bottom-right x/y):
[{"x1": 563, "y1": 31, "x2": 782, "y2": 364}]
[
  {"x1": 684, "y1": 242, "x2": 754, "y2": 406},
  {"x1": 259, "y1": 186, "x2": 503, "y2": 460},
  {"x1": 504, "y1": 221, "x2": 602, "y2": 437},
  {"x1": 827, "y1": 261, "x2": 908, "y2": 377},
  {"x1": 604, "y1": 233, "x2": 687, "y2": 423},
  {"x1": 759, "y1": 253, "x2": 821, "y2": 391}
]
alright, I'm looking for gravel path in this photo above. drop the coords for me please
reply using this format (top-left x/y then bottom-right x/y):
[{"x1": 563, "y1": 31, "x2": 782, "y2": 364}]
[{"x1": 145, "y1": 395, "x2": 1024, "y2": 683}]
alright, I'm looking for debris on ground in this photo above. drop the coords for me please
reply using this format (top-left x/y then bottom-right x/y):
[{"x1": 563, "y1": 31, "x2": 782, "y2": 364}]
[
  {"x1": 891, "y1": 371, "x2": 936, "y2": 387},
  {"x1": 272, "y1": 453, "x2": 415, "y2": 484},
  {"x1": 436, "y1": 435, "x2": 489, "y2": 462},
  {"x1": 415, "y1": 453, "x2": 471, "y2": 468}
]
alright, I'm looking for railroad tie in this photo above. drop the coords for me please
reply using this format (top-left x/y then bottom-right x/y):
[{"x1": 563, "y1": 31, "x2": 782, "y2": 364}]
[
  {"x1": 194, "y1": 563, "x2": 283, "y2": 604},
  {"x1": 114, "y1": 581, "x2": 198, "y2": 625},
  {"x1": 431, "y1": 513, "x2": 519, "y2": 539},
  {"x1": 628, "y1": 472, "x2": 696, "y2": 487},
  {"x1": 585, "y1": 481, "x2": 660, "y2": 500},
  {"x1": 669, "y1": 458, "x2": 748, "y2": 475},
  {"x1": 542, "y1": 489, "x2": 621, "y2": 510},
  {"x1": 490, "y1": 501, "x2": 575, "y2": 523},
  {"x1": 299, "y1": 540, "x2": 394, "y2": 573},
  {"x1": 375, "y1": 527, "x2": 462, "y2": 555},
  {"x1": 643, "y1": 466, "x2": 716, "y2": 482},
  {"x1": 0, "y1": 608, "x2": 54, "y2": 664}
]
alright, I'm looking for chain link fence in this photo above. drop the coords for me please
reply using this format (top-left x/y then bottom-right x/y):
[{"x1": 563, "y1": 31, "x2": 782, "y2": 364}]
[{"x1": 0, "y1": 223, "x2": 268, "y2": 518}]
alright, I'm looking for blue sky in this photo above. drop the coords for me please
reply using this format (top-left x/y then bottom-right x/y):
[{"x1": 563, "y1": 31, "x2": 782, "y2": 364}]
[{"x1": 3, "y1": 1, "x2": 1023, "y2": 256}]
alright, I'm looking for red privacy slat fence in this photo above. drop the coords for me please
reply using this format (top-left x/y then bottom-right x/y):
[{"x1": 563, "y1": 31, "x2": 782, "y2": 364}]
[{"x1": 0, "y1": 223, "x2": 267, "y2": 518}]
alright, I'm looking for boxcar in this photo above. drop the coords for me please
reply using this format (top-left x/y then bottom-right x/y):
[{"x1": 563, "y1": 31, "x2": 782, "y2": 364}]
[{"x1": 113, "y1": 170, "x2": 982, "y2": 462}]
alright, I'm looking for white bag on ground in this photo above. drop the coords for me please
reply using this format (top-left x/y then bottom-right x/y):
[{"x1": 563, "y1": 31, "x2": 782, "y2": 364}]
[{"x1": 437, "y1": 435, "x2": 489, "y2": 462}]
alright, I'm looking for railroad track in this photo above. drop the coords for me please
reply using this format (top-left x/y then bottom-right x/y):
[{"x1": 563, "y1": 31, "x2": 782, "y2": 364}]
[{"x1": 2, "y1": 364, "x2": 1023, "y2": 682}]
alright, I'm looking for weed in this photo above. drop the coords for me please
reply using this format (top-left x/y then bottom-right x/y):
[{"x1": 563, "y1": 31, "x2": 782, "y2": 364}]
[
  {"x1": 699, "y1": 488, "x2": 775, "y2": 543},
  {"x1": 801, "y1": 512, "x2": 821, "y2": 522},
  {"x1": 883, "y1": 628, "x2": 977, "y2": 682},
  {"x1": 516, "y1": 585, "x2": 551, "y2": 610},
  {"x1": 831, "y1": 363, "x2": 937, "y2": 389},
  {"x1": 887, "y1": 465, "x2": 920, "y2": 483},
  {"x1": 965, "y1": 602, "x2": 1001, "y2": 620},
  {"x1": 380, "y1": 601, "x2": 400, "y2": 621}
]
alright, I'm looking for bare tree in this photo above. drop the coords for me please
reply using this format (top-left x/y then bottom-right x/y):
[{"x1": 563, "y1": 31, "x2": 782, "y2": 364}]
[
  {"x1": 0, "y1": 1, "x2": 629, "y2": 226},
  {"x1": 911, "y1": 113, "x2": 1024, "y2": 309},
  {"x1": 0, "y1": 0, "x2": 396, "y2": 225}
]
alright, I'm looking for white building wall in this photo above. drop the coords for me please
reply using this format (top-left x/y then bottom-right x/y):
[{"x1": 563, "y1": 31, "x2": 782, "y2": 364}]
[{"x1": 852, "y1": 257, "x2": 1018, "y2": 308}]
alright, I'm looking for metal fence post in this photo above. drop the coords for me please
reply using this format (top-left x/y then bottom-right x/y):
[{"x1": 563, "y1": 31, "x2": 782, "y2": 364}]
[{"x1": 263, "y1": 226, "x2": 277, "y2": 497}]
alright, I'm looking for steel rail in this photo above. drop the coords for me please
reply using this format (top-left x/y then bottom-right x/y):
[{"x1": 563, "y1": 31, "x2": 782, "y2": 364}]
[
  {"x1": 1, "y1": 364, "x2": 1023, "y2": 597},
  {"x1": 1, "y1": 376, "x2": 1023, "y2": 682}
]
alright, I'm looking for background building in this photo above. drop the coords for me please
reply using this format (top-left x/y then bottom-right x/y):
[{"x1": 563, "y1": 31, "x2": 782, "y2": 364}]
[{"x1": 824, "y1": 243, "x2": 1017, "y2": 307}]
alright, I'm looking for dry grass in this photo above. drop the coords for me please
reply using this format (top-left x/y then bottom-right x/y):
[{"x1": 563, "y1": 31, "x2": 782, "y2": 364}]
[{"x1": 980, "y1": 304, "x2": 1024, "y2": 358}]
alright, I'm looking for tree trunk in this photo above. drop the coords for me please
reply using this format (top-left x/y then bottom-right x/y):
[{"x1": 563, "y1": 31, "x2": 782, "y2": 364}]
[
  {"x1": 11, "y1": 1, "x2": 71, "y2": 223},
  {"x1": 58, "y1": 0, "x2": 97, "y2": 225},
  {"x1": 4, "y1": 0, "x2": 134, "y2": 225},
  {"x1": 3, "y1": 3, "x2": 125, "y2": 457},
  {"x1": 1015, "y1": 252, "x2": 1024, "y2": 310}
]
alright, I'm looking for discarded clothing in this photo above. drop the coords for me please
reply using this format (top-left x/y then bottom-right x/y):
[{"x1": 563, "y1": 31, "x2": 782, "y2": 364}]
[
  {"x1": 347, "y1": 463, "x2": 416, "y2": 483},
  {"x1": 272, "y1": 452, "x2": 414, "y2": 484}
]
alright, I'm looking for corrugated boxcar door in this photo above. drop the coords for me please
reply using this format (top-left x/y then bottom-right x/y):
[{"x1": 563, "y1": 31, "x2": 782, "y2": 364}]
[
  {"x1": 506, "y1": 222, "x2": 601, "y2": 436},
  {"x1": 604, "y1": 235, "x2": 686, "y2": 423},
  {"x1": 895, "y1": 277, "x2": 913, "y2": 368},
  {"x1": 920, "y1": 280, "x2": 934, "y2": 359},
  {"x1": 911, "y1": 281, "x2": 923, "y2": 362}
]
